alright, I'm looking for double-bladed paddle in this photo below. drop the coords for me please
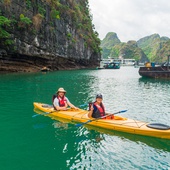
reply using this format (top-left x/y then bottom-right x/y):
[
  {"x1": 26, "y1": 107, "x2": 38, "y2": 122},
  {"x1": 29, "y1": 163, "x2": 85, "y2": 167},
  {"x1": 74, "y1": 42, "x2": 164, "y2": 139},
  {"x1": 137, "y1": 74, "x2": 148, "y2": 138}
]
[
  {"x1": 32, "y1": 110, "x2": 55, "y2": 118},
  {"x1": 75, "y1": 110, "x2": 127, "y2": 127}
]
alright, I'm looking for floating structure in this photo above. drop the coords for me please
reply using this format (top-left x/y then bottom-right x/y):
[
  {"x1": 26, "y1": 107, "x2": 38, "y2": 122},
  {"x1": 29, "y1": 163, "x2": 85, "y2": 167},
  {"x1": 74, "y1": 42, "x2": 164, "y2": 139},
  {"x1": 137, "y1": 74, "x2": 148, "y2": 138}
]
[
  {"x1": 41, "y1": 67, "x2": 50, "y2": 72},
  {"x1": 139, "y1": 56, "x2": 170, "y2": 78}
]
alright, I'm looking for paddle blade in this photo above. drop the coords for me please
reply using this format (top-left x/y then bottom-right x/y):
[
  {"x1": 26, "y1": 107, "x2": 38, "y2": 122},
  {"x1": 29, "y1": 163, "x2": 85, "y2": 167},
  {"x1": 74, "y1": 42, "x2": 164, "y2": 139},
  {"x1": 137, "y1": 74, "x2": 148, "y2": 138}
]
[
  {"x1": 79, "y1": 103, "x2": 88, "y2": 107},
  {"x1": 120, "y1": 110, "x2": 128, "y2": 113},
  {"x1": 32, "y1": 111, "x2": 51, "y2": 118},
  {"x1": 79, "y1": 103, "x2": 87, "y2": 107},
  {"x1": 75, "y1": 120, "x2": 91, "y2": 127},
  {"x1": 75, "y1": 123, "x2": 83, "y2": 127},
  {"x1": 32, "y1": 114, "x2": 39, "y2": 118}
]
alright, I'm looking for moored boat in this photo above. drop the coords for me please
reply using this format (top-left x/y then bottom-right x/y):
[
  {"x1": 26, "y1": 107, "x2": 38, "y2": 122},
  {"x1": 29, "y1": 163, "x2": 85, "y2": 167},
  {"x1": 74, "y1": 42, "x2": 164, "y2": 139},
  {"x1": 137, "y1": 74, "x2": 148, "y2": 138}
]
[
  {"x1": 33, "y1": 102, "x2": 170, "y2": 139},
  {"x1": 139, "y1": 56, "x2": 170, "y2": 78},
  {"x1": 97, "y1": 58, "x2": 120, "y2": 69},
  {"x1": 104, "y1": 62, "x2": 120, "y2": 69},
  {"x1": 139, "y1": 66, "x2": 170, "y2": 78}
]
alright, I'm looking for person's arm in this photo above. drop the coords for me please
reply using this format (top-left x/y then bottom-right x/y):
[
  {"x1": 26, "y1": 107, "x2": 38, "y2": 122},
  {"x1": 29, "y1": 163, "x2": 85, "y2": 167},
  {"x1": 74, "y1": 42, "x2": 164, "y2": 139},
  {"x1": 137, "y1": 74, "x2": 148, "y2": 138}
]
[
  {"x1": 56, "y1": 105, "x2": 68, "y2": 110},
  {"x1": 66, "y1": 97, "x2": 78, "y2": 109},
  {"x1": 67, "y1": 101, "x2": 78, "y2": 109}
]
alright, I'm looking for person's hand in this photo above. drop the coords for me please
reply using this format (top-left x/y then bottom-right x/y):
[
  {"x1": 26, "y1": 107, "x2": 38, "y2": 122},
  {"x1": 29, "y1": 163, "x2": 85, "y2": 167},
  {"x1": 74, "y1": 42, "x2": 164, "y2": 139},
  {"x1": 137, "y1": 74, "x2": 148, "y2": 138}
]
[
  {"x1": 73, "y1": 107, "x2": 79, "y2": 110},
  {"x1": 90, "y1": 106, "x2": 94, "y2": 111},
  {"x1": 63, "y1": 107, "x2": 67, "y2": 111}
]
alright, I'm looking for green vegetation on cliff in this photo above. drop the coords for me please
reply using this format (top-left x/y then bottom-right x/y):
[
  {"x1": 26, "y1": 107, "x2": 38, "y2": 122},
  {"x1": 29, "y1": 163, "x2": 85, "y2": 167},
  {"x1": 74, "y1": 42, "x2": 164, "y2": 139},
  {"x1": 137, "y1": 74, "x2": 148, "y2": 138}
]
[
  {"x1": 156, "y1": 39, "x2": 170, "y2": 63},
  {"x1": 112, "y1": 41, "x2": 147, "y2": 62},
  {"x1": 101, "y1": 32, "x2": 121, "y2": 49},
  {"x1": 100, "y1": 32, "x2": 120, "y2": 58},
  {"x1": 0, "y1": 15, "x2": 12, "y2": 45}
]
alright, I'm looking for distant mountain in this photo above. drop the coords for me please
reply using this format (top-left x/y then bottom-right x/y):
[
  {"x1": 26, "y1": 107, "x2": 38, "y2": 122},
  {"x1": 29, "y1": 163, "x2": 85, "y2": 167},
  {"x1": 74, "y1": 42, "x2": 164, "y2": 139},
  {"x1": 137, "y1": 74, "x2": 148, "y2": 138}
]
[
  {"x1": 116, "y1": 41, "x2": 148, "y2": 62},
  {"x1": 101, "y1": 32, "x2": 170, "y2": 63},
  {"x1": 101, "y1": 32, "x2": 148, "y2": 62},
  {"x1": 156, "y1": 39, "x2": 170, "y2": 63},
  {"x1": 137, "y1": 34, "x2": 169, "y2": 62},
  {"x1": 101, "y1": 32, "x2": 121, "y2": 48},
  {"x1": 100, "y1": 32, "x2": 121, "y2": 58}
]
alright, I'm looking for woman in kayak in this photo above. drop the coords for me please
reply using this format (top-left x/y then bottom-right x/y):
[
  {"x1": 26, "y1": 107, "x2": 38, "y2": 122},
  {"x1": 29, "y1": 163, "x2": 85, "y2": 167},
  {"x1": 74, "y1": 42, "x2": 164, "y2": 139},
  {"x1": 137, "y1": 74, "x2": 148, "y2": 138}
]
[
  {"x1": 53, "y1": 87, "x2": 78, "y2": 110},
  {"x1": 88, "y1": 93, "x2": 106, "y2": 118}
]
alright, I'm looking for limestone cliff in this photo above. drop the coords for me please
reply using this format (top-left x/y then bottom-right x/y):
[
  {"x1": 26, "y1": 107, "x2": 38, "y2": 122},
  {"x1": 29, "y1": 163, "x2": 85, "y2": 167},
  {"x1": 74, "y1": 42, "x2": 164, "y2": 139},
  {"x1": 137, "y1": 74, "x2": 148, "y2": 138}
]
[
  {"x1": 100, "y1": 32, "x2": 121, "y2": 58},
  {"x1": 0, "y1": 0, "x2": 101, "y2": 72},
  {"x1": 137, "y1": 34, "x2": 169, "y2": 62},
  {"x1": 101, "y1": 32, "x2": 148, "y2": 63}
]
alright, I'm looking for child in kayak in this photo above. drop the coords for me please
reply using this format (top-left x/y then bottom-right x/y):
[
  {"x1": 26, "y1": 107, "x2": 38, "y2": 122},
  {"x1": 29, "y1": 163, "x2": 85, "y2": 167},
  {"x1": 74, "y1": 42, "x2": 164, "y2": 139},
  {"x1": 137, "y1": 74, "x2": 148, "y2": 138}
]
[
  {"x1": 88, "y1": 93, "x2": 106, "y2": 118},
  {"x1": 88, "y1": 94, "x2": 114, "y2": 119},
  {"x1": 53, "y1": 87, "x2": 78, "y2": 110}
]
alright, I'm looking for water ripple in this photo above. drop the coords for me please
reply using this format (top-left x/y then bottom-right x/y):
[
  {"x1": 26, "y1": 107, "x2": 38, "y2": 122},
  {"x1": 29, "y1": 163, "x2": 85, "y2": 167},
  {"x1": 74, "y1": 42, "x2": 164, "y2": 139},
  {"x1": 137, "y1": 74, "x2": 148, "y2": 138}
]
[{"x1": 1, "y1": 68, "x2": 170, "y2": 170}]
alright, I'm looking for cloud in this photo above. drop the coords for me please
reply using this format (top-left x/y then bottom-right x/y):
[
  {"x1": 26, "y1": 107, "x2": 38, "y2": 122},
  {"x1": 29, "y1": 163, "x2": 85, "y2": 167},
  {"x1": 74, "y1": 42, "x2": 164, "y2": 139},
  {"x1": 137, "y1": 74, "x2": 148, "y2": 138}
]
[{"x1": 89, "y1": 0, "x2": 170, "y2": 42}]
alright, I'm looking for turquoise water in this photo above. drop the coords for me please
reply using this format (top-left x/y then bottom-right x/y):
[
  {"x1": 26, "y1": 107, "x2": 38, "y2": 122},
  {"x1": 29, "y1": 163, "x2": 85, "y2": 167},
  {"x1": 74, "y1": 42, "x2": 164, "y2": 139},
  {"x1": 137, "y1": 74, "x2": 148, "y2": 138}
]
[{"x1": 0, "y1": 67, "x2": 170, "y2": 170}]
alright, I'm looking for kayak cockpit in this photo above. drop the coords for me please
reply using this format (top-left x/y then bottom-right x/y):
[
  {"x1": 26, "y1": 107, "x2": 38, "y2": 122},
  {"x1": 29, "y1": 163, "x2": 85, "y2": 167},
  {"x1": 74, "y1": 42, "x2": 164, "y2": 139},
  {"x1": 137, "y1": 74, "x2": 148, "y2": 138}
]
[{"x1": 146, "y1": 123, "x2": 170, "y2": 130}]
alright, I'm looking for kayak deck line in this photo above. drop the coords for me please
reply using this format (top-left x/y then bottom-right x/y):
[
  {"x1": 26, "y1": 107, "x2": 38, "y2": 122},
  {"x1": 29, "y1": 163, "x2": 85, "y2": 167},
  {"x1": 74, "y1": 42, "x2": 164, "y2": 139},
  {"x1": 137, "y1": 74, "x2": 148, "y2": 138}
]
[
  {"x1": 33, "y1": 102, "x2": 170, "y2": 139},
  {"x1": 92, "y1": 119, "x2": 149, "y2": 129},
  {"x1": 119, "y1": 120, "x2": 148, "y2": 129},
  {"x1": 71, "y1": 110, "x2": 89, "y2": 120}
]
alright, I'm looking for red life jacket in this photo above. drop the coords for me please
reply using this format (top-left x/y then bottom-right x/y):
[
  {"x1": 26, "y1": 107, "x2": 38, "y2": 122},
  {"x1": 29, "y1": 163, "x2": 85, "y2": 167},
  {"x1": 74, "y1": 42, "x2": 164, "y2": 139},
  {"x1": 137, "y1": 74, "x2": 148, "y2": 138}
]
[
  {"x1": 93, "y1": 102, "x2": 105, "y2": 118},
  {"x1": 57, "y1": 96, "x2": 67, "y2": 107}
]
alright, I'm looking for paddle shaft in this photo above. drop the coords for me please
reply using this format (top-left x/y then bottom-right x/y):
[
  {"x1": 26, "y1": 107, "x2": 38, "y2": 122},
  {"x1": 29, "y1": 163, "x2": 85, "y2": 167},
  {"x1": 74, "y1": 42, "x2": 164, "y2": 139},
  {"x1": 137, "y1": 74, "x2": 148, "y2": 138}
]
[
  {"x1": 32, "y1": 110, "x2": 55, "y2": 118},
  {"x1": 76, "y1": 110, "x2": 127, "y2": 127}
]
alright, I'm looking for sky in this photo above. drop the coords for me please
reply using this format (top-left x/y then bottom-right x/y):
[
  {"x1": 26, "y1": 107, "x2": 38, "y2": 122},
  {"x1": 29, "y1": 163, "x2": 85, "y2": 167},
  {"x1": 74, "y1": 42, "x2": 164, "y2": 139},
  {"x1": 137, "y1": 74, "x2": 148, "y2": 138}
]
[{"x1": 88, "y1": 0, "x2": 170, "y2": 42}]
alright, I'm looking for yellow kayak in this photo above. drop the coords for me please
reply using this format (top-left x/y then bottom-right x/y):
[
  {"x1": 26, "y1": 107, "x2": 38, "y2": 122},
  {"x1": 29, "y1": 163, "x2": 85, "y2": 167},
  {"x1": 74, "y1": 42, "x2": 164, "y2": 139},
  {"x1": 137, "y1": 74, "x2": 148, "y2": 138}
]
[{"x1": 33, "y1": 102, "x2": 170, "y2": 139}]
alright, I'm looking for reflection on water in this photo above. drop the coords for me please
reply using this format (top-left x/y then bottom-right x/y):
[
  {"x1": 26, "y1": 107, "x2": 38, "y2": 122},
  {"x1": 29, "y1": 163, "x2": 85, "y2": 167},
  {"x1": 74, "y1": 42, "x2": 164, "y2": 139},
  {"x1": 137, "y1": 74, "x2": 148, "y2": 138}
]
[
  {"x1": 68, "y1": 123, "x2": 170, "y2": 170},
  {"x1": 85, "y1": 125, "x2": 170, "y2": 152},
  {"x1": 53, "y1": 122, "x2": 68, "y2": 129},
  {"x1": 33, "y1": 108, "x2": 170, "y2": 153},
  {"x1": 139, "y1": 77, "x2": 170, "y2": 87}
]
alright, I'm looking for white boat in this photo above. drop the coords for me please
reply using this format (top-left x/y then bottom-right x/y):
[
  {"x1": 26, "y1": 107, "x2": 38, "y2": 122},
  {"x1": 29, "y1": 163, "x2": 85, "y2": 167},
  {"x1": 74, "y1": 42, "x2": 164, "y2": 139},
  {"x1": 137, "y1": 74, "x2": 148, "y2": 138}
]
[
  {"x1": 98, "y1": 58, "x2": 136, "y2": 69},
  {"x1": 97, "y1": 58, "x2": 121, "y2": 69},
  {"x1": 121, "y1": 59, "x2": 136, "y2": 66}
]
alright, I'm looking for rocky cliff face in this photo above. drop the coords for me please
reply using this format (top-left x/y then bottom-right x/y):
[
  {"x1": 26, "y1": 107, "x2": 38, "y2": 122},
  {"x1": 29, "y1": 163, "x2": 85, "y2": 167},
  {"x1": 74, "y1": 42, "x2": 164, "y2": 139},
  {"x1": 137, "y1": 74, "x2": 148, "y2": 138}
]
[{"x1": 0, "y1": 0, "x2": 101, "y2": 72}]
